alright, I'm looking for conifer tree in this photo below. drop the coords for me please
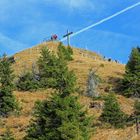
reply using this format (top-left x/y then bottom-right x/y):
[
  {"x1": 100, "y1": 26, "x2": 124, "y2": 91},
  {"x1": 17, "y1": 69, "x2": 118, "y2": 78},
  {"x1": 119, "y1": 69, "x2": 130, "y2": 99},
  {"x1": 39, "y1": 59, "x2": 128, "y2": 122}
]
[
  {"x1": 0, "y1": 54, "x2": 18, "y2": 117},
  {"x1": 121, "y1": 47, "x2": 140, "y2": 97},
  {"x1": 25, "y1": 46, "x2": 92, "y2": 140},
  {"x1": 38, "y1": 46, "x2": 76, "y2": 94},
  {"x1": 25, "y1": 93, "x2": 92, "y2": 140},
  {"x1": 57, "y1": 43, "x2": 73, "y2": 61},
  {"x1": 38, "y1": 47, "x2": 59, "y2": 88},
  {"x1": 100, "y1": 94, "x2": 127, "y2": 128},
  {"x1": 55, "y1": 55, "x2": 76, "y2": 96},
  {"x1": 0, "y1": 54, "x2": 14, "y2": 89},
  {"x1": 17, "y1": 72, "x2": 39, "y2": 91},
  {"x1": 126, "y1": 47, "x2": 140, "y2": 73}
]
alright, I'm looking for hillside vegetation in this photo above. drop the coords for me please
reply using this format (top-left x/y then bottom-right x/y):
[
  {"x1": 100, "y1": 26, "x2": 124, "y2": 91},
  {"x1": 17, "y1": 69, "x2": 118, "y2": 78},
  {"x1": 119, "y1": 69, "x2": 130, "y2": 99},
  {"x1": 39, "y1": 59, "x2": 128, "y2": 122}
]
[{"x1": 0, "y1": 41, "x2": 139, "y2": 140}]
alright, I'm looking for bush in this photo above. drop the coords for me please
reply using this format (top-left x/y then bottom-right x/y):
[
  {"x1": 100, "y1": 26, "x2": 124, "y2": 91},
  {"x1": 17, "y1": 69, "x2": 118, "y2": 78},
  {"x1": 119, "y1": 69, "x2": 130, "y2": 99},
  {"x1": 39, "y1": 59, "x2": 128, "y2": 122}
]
[{"x1": 100, "y1": 94, "x2": 127, "y2": 128}]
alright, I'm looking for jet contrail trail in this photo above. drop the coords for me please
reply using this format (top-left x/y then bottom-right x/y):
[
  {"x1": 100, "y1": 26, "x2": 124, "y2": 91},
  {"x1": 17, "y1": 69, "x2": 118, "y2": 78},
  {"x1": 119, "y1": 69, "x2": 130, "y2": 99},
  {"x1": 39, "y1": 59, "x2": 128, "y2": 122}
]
[{"x1": 61, "y1": 2, "x2": 140, "y2": 41}]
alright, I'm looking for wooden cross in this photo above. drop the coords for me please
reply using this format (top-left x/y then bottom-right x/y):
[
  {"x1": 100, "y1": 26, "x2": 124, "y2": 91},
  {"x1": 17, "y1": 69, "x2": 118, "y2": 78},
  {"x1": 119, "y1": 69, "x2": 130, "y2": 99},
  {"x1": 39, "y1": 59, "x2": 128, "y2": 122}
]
[{"x1": 63, "y1": 30, "x2": 73, "y2": 46}]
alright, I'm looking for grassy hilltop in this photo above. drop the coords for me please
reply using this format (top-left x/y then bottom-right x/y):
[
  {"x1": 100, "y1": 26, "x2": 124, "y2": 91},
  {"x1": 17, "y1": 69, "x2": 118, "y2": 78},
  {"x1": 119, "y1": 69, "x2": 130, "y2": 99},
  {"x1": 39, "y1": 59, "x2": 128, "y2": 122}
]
[{"x1": 0, "y1": 41, "x2": 139, "y2": 140}]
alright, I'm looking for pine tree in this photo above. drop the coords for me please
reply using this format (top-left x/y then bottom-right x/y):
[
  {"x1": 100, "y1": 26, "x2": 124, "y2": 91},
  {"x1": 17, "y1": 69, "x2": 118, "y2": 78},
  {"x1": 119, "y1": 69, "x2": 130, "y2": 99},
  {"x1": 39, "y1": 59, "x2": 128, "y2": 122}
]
[
  {"x1": 25, "y1": 47, "x2": 92, "y2": 140},
  {"x1": 0, "y1": 54, "x2": 18, "y2": 117},
  {"x1": 126, "y1": 47, "x2": 140, "y2": 73},
  {"x1": 100, "y1": 94, "x2": 127, "y2": 128},
  {"x1": 38, "y1": 46, "x2": 76, "y2": 94},
  {"x1": 55, "y1": 56, "x2": 76, "y2": 96},
  {"x1": 121, "y1": 47, "x2": 140, "y2": 97},
  {"x1": 17, "y1": 72, "x2": 39, "y2": 92},
  {"x1": 38, "y1": 47, "x2": 59, "y2": 88},
  {"x1": 0, "y1": 54, "x2": 14, "y2": 89},
  {"x1": 57, "y1": 43, "x2": 75, "y2": 95},
  {"x1": 86, "y1": 69, "x2": 100, "y2": 98},
  {"x1": 57, "y1": 43, "x2": 73, "y2": 61},
  {"x1": 24, "y1": 94, "x2": 92, "y2": 140}
]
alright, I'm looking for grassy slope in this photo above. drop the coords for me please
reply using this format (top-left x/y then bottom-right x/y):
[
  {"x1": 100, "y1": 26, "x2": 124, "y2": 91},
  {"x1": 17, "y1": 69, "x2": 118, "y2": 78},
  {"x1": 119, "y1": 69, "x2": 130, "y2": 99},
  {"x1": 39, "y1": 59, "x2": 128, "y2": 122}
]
[{"x1": 0, "y1": 41, "x2": 139, "y2": 140}]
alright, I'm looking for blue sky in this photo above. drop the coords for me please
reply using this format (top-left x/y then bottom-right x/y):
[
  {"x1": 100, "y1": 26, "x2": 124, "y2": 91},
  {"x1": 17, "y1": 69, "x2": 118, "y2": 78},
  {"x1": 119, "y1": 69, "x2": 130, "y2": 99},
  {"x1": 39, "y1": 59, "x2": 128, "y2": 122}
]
[{"x1": 0, "y1": 0, "x2": 140, "y2": 63}]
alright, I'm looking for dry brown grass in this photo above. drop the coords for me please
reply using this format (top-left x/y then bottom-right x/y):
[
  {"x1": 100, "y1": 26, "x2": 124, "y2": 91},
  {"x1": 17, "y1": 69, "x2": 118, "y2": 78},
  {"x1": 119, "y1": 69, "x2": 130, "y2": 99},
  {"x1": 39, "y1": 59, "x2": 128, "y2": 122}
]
[{"x1": 0, "y1": 41, "x2": 139, "y2": 140}]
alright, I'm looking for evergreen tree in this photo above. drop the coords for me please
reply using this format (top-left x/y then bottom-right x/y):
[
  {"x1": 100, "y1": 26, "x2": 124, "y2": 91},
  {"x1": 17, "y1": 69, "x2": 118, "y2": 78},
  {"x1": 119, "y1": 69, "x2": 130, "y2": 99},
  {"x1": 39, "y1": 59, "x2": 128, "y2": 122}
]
[
  {"x1": 126, "y1": 47, "x2": 140, "y2": 73},
  {"x1": 25, "y1": 47, "x2": 92, "y2": 140},
  {"x1": 0, "y1": 54, "x2": 14, "y2": 89},
  {"x1": 55, "y1": 56, "x2": 76, "y2": 96},
  {"x1": 38, "y1": 46, "x2": 76, "y2": 95},
  {"x1": 100, "y1": 94, "x2": 127, "y2": 128},
  {"x1": 0, "y1": 54, "x2": 18, "y2": 117},
  {"x1": 121, "y1": 73, "x2": 140, "y2": 97},
  {"x1": 86, "y1": 69, "x2": 100, "y2": 98},
  {"x1": 57, "y1": 43, "x2": 73, "y2": 61},
  {"x1": 38, "y1": 47, "x2": 59, "y2": 88},
  {"x1": 0, "y1": 87, "x2": 18, "y2": 117},
  {"x1": 17, "y1": 72, "x2": 39, "y2": 92},
  {"x1": 121, "y1": 47, "x2": 140, "y2": 97},
  {"x1": 25, "y1": 94, "x2": 92, "y2": 140}
]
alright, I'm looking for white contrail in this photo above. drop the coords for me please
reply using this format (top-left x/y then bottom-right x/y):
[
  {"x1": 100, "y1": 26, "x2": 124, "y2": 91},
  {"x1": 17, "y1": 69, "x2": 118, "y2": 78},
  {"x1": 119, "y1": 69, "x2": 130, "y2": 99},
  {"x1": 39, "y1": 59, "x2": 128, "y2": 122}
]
[{"x1": 61, "y1": 2, "x2": 140, "y2": 41}]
